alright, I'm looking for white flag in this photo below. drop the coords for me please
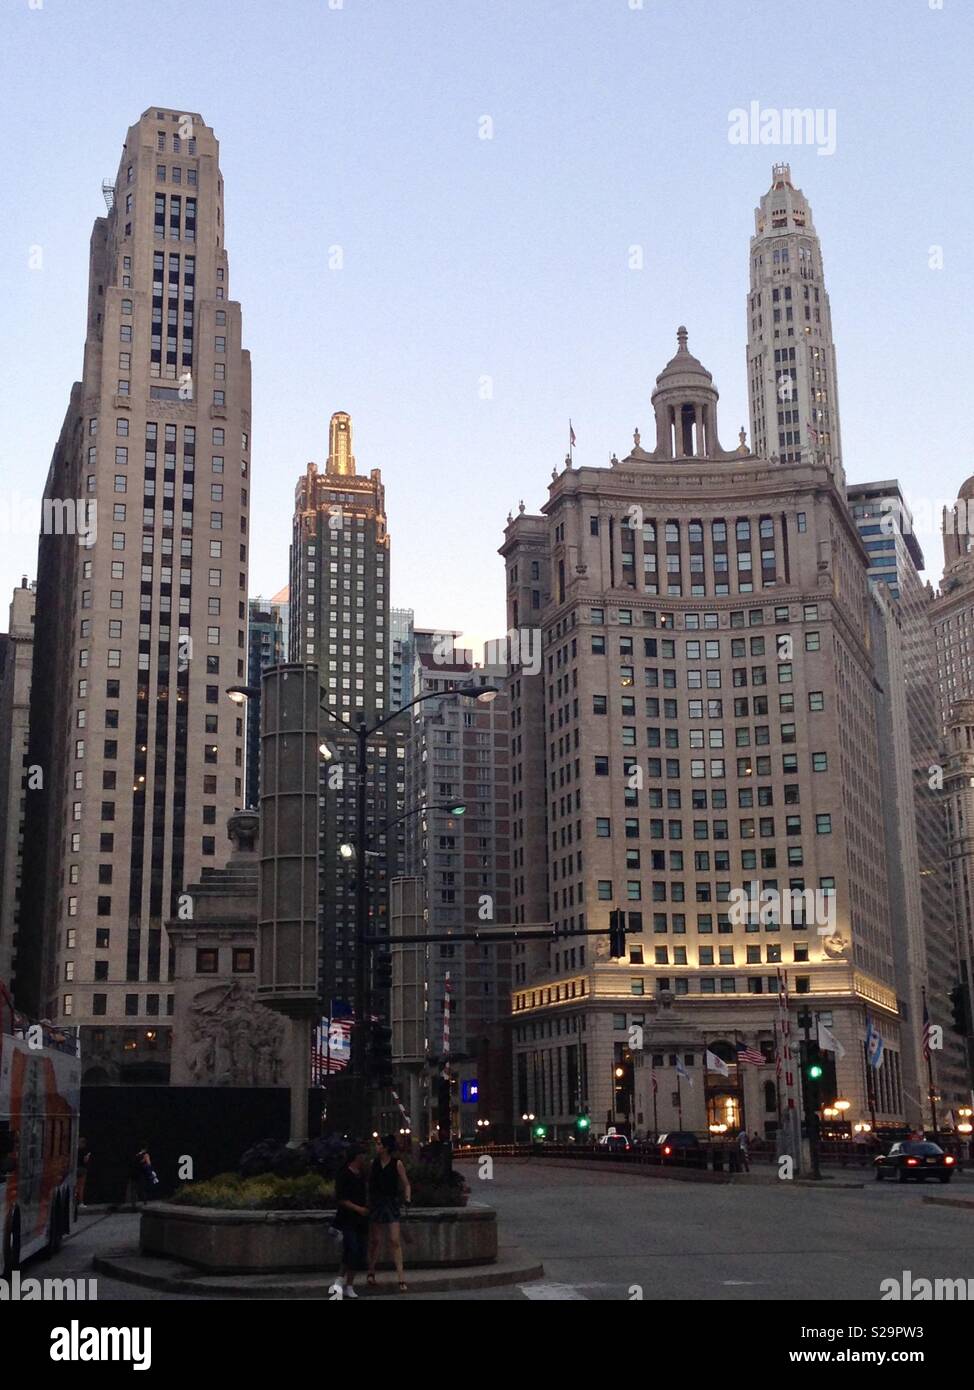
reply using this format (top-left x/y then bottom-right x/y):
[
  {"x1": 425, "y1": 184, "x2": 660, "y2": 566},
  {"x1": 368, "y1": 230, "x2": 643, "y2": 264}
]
[
  {"x1": 818, "y1": 1020, "x2": 846, "y2": 1059},
  {"x1": 705, "y1": 1048, "x2": 730, "y2": 1076}
]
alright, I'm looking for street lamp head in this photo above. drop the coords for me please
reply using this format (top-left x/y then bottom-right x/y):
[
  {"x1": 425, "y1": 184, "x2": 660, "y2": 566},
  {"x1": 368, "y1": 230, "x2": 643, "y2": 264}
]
[
  {"x1": 475, "y1": 686, "x2": 498, "y2": 704},
  {"x1": 226, "y1": 684, "x2": 259, "y2": 705}
]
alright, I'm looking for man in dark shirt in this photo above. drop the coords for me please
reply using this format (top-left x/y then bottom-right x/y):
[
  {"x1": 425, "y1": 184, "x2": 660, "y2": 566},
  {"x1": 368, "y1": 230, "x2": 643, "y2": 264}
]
[{"x1": 334, "y1": 1146, "x2": 369, "y2": 1297}]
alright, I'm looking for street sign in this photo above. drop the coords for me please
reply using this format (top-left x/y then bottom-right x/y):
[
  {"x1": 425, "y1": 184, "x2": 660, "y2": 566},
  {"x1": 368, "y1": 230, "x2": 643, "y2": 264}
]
[{"x1": 461, "y1": 1079, "x2": 479, "y2": 1103}]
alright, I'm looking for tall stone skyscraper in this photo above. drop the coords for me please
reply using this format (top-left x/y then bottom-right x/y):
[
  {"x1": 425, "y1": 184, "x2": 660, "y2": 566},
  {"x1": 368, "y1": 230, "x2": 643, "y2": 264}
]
[
  {"x1": 0, "y1": 580, "x2": 36, "y2": 990},
  {"x1": 20, "y1": 109, "x2": 251, "y2": 1083},
  {"x1": 747, "y1": 164, "x2": 843, "y2": 484},
  {"x1": 290, "y1": 413, "x2": 404, "y2": 1009},
  {"x1": 503, "y1": 330, "x2": 904, "y2": 1140},
  {"x1": 932, "y1": 477, "x2": 974, "y2": 1094},
  {"x1": 847, "y1": 482, "x2": 968, "y2": 1118}
]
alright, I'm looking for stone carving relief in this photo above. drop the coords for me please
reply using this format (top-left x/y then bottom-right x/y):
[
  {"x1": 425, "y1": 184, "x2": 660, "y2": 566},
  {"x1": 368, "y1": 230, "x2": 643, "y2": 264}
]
[{"x1": 186, "y1": 980, "x2": 287, "y2": 1086}]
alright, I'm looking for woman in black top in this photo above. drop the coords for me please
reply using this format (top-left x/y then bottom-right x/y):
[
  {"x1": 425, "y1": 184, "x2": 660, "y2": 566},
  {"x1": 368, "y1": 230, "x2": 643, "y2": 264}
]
[{"x1": 367, "y1": 1134, "x2": 412, "y2": 1292}]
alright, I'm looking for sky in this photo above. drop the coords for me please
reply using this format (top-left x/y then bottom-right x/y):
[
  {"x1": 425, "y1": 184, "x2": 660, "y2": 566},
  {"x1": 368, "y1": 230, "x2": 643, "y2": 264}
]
[{"x1": 1, "y1": 0, "x2": 972, "y2": 651}]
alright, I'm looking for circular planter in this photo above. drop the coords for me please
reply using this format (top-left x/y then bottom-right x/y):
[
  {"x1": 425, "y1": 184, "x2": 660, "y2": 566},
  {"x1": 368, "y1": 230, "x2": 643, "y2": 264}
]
[{"x1": 140, "y1": 1202, "x2": 497, "y2": 1273}]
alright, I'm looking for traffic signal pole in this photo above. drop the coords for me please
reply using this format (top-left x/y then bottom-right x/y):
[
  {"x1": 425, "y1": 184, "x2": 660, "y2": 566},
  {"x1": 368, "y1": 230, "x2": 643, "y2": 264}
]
[{"x1": 799, "y1": 1010, "x2": 822, "y2": 1180}]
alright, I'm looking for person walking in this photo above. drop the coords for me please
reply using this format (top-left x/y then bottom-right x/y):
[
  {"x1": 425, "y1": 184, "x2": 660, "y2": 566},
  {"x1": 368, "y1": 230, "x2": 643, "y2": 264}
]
[
  {"x1": 334, "y1": 1145, "x2": 369, "y2": 1298},
  {"x1": 737, "y1": 1128, "x2": 750, "y2": 1173},
  {"x1": 128, "y1": 1147, "x2": 158, "y2": 1208},
  {"x1": 367, "y1": 1134, "x2": 412, "y2": 1293},
  {"x1": 74, "y1": 1137, "x2": 91, "y2": 1218}
]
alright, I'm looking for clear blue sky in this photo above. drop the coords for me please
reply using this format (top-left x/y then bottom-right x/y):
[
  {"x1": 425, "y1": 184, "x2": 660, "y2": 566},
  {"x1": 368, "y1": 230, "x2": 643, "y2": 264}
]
[{"x1": 2, "y1": 0, "x2": 971, "y2": 649}]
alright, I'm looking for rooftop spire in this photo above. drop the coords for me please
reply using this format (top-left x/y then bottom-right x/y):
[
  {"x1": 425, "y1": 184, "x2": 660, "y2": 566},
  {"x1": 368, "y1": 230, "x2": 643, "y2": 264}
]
[{"x1": 326, "y1": 411, "x2": 355, "y2": 477}]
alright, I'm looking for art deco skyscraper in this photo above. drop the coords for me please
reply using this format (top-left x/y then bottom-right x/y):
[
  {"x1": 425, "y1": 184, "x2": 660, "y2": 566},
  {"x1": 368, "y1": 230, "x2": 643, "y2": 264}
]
[
  {"x1": 20, "y1": 109, "x2": 251, "y2": 1083},
  {"x1": 747, "y1": 164, "x2": 843, "y2": 485},
  {"x1": 290, "y1": 413, "x2": 404, "y2": 1010}
]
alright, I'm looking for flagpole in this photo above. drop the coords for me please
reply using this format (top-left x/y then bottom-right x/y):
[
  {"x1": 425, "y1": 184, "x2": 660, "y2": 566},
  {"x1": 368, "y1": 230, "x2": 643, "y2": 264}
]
[
  {"x1": 922, "y1": 987, "x2": 939, "y2": 1135},
  {"x1": 676, "y1": 1072, "x2": 683, "y2": 1129},
  {"x1": 864, "y1": 1021, "x2": 877, "y2": 1131}
]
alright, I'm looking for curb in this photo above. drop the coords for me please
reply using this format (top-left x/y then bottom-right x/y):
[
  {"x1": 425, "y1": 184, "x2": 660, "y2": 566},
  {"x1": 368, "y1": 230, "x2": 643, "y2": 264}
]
[
  {"x1": 93, "y1": 1246, "x2": 544, "y2": 1297},
  {"x1": 922, "y1": 1196, "x2": 974, "y2": 1211}
]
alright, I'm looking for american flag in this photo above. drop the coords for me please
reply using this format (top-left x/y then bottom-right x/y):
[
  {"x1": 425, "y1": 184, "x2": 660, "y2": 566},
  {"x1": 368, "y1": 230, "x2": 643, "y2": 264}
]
[
  {"x1": 313, "y1": 1018, "x2": 351, "y2": 1075},
  {"x1": 736, "y1": 1042, "x2": 765, "y2": 1066},
  {"x1": 922, "y1": 1000, "x2": 935, "y2": 1061}
]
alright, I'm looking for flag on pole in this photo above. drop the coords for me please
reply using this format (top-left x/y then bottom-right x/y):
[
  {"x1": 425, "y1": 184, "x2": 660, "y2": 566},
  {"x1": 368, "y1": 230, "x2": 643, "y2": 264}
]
[
  {"x1": 569, "y1": 420, "x2": 576, "y2": 449},
  {"x1": 650, "y1": 1069, "x2": 658, "y2": 1093},
  {"x1": 736, "y1": 1042, "x2": 765, "y2": 1066},
  {"x1": 817, "y1": 1019, "x2": 846, "y2": 1060},
  {"x1": 705, "y1": 1049, "x2": 730, "y2": 1077},
  {"x1": 865, "y1": 1014, "x2": 885, "y2": 1070},
  {"x1": 675, "y1": 1057, "x2": 693, "y2": 1089},
  {"x1": 922, "y1": 1000, "x2": 935, "y2": 1060},
  {"x1": 314, "y1": 1018, "x2": 351, "y2": 1074}
]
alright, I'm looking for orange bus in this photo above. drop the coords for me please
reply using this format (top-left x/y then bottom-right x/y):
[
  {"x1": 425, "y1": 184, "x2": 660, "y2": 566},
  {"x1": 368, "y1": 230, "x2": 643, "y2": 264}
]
[{"x1": 0, "y1": 987, "x2": 80, "y2": 1273}]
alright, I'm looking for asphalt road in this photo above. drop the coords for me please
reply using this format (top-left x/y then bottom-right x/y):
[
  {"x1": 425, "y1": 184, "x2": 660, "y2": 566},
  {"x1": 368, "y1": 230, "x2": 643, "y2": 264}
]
[
  {"x1": 23, "y1": 1161, "x2": 974, "y2": 1303},
  {"x1": 427, "y1": 1157, "x2": 974, "y2": 1301}
]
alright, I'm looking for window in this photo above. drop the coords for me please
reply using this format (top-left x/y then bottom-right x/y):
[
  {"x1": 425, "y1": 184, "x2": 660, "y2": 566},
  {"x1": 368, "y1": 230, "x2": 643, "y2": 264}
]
[
  {"x1": 811, "y1": 751, "x2": 828, "y2": 772},
  {"x1": 233, "y1": 949, "x2": 255, "y2": 973},
  {"x1": 196, "y1": 949, "x2": 219, "y2": 974}
]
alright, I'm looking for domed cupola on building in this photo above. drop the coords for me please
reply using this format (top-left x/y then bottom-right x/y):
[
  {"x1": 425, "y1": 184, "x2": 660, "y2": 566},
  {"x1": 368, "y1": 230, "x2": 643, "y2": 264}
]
[
  {"x1": 942, "y1": 474, "x2": 974, "y2": 579},
  {"x1": 648, "y1": 327, "x2": 740, "y2": 461}
]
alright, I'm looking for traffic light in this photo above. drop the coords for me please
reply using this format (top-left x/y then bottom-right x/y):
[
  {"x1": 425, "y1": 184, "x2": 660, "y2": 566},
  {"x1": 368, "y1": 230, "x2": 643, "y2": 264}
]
[
  {"x1": 609, "y1": 908, "x2": 627, "y2": 958},
  {"x1": 575, "y1": 1112, "x2": 591, "y2": 1138},
  {"x1": 533, "y1": 1123, "x2": 547, "y2": 1140},
  {"x1": 368, "y1": 1022, "x2": 394, "y2": 1088},
  {"x1": 800, "y1": 1040, "x2": 835, "y2": 1111},
  {"x1": 949, "y1": 983, "x2": 971, "y2": 1036}
]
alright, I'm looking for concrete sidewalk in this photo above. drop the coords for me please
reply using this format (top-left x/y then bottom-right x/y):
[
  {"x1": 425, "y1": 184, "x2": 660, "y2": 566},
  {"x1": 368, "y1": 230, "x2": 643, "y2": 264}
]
[{"x1": 94, "y1": 1245, "x2": 544, "y2": 1297}]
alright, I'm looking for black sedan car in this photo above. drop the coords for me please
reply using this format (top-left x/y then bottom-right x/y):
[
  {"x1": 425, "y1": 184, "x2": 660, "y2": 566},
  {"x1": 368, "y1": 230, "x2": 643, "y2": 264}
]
[{"x1": 874, "y1": 1140, "x2": 956, "y2": 1183}]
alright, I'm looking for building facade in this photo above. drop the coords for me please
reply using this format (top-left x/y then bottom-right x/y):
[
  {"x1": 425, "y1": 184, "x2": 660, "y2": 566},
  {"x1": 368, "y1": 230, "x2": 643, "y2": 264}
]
[
  {"x1": 402, "y1": 635, "x2": 513, "y2": 1134},
  {"x1": 503, "y1": 330, "x2": 905, "y2": 1139},
  {"x1": 0, "y1": 580, "x2": 36, "y2": 989},
  {"x1": 847, "y1": 482, "x2": 967, "y2": 1118},
  {"x1": 289, "y1": 412, "x2": 405, "y2": 1011},
  {"x1": 932, "y1": 476, "x2": 974, "y2": 1095},
  {"x1": 19, "y1": 109, "x2": 251, "y2": 1084},
  {"x1": 747, "y1": 164, "x2": 843, "y2": 483},
  {"x1": 245, "y1": 596, "x2": 285, "y2": 809}
]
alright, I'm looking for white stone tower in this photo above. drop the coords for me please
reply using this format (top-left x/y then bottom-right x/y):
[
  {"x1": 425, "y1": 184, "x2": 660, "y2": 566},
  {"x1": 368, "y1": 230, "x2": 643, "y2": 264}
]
[{"x1": 746, "y1": 163, "x2": 843, "y2": 487}]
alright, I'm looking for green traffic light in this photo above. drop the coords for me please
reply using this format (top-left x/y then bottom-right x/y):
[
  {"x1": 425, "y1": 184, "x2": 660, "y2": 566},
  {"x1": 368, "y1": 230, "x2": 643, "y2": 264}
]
[
  {"x1": 533, "y1": 1125, "x2": 547, "y2": 1138},
  {"x1": 808, "y1": 1064, "x2": 823, "y2": 1080},
  {"x1": 577, "y1": 1115, "x2": 590, "y2": 1130}
]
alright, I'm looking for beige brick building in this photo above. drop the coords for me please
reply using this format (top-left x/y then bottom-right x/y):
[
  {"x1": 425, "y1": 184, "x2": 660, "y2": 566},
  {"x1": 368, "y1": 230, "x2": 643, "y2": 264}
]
[
  {"x1": 0, "y1": 581, "x2": 36, "y2": 989},
  {"x1": 502, "y1": 330, "x2": 904, "y2": 1139},
  {"x1": 20, "y1": 109, "x2": 251, "y2": 1083}
]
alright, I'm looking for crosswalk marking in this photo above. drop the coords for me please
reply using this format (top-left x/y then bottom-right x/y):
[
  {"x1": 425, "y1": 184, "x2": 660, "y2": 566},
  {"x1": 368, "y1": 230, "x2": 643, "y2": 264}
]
[{"x1": 519, "y1": 1281, "x2": 588, "y2": 1300}]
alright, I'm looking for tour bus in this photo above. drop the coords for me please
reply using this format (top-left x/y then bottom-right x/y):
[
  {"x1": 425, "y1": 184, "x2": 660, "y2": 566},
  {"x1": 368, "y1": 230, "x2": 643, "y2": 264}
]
[{"x1": 0, "y1": 984, "x2": 80, "y2": 1272}]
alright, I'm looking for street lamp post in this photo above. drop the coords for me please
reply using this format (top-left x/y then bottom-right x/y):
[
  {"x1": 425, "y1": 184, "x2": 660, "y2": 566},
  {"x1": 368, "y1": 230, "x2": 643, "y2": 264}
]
[{"x1": 320, "y1": 681, "x2": 498, "y2": 1138}]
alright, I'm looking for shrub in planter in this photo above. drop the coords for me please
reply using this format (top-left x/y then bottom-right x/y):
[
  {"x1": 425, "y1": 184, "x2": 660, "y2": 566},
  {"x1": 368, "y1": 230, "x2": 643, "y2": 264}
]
[
  {"x1": 406, "y1": 1160, "x2": 468, "y2": 1208},
  {"x1": 171, "y1": 1172, "x2": 335, "y2": 1210}
]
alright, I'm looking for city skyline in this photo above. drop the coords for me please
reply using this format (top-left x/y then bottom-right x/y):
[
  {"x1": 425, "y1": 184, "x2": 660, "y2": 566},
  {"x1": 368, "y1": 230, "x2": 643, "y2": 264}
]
[{"x1": 2, "y1": 0, "x2": 973, "y2": 657}]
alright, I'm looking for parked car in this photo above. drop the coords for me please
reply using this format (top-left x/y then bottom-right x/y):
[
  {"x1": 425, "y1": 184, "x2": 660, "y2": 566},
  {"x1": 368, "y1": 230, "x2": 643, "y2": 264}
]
[{"x1": 874, "y1": 1140, "x2": 956, "y2": 1183}]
